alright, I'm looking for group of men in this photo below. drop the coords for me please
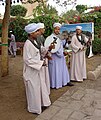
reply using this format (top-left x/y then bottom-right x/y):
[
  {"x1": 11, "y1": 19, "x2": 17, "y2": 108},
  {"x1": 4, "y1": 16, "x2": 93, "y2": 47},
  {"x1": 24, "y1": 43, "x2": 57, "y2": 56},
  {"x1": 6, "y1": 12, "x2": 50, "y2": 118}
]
[{"x1": 23, "y1": 22, "x2": 89, "y2": 114}]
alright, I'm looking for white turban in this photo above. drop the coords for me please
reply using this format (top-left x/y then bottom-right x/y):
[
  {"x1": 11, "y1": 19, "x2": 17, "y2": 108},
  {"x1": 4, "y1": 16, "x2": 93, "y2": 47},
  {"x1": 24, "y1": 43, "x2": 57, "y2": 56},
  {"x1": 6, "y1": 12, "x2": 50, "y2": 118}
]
[
  {"x1": 24, "y1": 23, "x2": 39, "y2": 34},
  {"x1": 37, "y1": 23, "x2": 45, "y2": 29},
  {"x1": 76, "y1": 26, "x2": 82, "y2": 30},
  {"x1": 53, "y1": 23, "x2": 62, "y2": 28}
]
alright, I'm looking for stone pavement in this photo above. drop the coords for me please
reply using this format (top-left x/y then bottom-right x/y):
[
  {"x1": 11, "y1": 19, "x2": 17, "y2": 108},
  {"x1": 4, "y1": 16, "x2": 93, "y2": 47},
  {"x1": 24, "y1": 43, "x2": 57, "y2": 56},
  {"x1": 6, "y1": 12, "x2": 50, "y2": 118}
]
[{"x1": 35, "y1": 75, "x2": 101, "y2": 120}]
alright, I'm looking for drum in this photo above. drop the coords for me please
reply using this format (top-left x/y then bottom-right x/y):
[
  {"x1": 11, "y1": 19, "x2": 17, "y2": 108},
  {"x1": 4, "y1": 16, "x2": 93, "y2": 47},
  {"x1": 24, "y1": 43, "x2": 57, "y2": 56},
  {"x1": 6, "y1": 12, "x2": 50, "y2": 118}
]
[{"x1": 44, "y1": 34, "x2": 61, "y2": 53}]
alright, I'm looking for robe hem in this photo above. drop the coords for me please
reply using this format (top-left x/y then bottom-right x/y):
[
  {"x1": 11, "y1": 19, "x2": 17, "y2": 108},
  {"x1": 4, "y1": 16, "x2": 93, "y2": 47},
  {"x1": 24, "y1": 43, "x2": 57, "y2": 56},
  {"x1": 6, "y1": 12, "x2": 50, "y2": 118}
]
[
  {"x1": 51, "y1": 84, "x2": 68, "y2": 89},
  {"x1": 28, "y1": 108, "x2": 41, "y2": 114},
  {"x1": 71, "y1": 79, "x2": 83, "y2": 82},
  {"x1": 41, "y1": 102, "x2": 51, "y2": 107}
]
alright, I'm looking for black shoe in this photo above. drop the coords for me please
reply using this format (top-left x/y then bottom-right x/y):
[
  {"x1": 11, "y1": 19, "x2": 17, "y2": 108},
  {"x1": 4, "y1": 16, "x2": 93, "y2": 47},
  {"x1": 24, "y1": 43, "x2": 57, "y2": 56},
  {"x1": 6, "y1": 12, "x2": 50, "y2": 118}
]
[
  {"x1": 42, "y1": 106, "x2": 49, "y2": 112},
  {"x1": 67, "y1": 82, "x2": 74, "y2": 86}
]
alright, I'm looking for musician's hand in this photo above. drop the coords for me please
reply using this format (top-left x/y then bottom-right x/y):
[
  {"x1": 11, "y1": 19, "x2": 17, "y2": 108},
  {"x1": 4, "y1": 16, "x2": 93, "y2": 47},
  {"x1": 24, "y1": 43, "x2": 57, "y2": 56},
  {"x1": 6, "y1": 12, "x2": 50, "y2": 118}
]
[
  {"x1": 81, "y1": 47, "x2": 84, "y2": 51},
  {"x1": 45, "y1": 52, "x2": 52, "y2": 60},
  {"x1": 63, "y1": 51, "x2": 71, "y2": 57},
  {"x1": 46, "y1": 55, "x2": 52, "y2": 60},
  {"x1": 63, "y1": 51, "x2": 68, "y2": 56},
  {"x1": 79, "y1": 47, "x2": 86, "y2": 51},
  {"x1": 78, "y1": 48, "x2": 82, "y2": 51},
  {"x1": 49, "y1": 44, "x2": 55, "y2": 51},
  {"x1": 43, "y1": 60, "x2": 46, "y2": 66}
]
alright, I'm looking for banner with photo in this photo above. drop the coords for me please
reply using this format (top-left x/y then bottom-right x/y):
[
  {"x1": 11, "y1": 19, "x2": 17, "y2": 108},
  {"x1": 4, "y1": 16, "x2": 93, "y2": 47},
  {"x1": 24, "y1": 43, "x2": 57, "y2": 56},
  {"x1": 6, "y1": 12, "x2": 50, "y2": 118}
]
[{"x1": 60, "y1": 22, "x2": 94, "y2": 40}]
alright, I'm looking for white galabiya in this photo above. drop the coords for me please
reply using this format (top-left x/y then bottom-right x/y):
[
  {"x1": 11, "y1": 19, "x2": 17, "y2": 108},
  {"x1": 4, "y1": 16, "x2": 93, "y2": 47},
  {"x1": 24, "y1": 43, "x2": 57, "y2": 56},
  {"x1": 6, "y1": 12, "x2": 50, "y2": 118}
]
[
  {"x1": 8, "y1": 31, "x2": 17, "y2": 57},
  {"x1": 23, "y1": 23, "x2": 51, "y2": 114},
  {"x1": 70, "y1": 26, "x2": 89, "y2": 82},
  {"x1": 47, "y1": 23, "x2": 71, "y2": 89}
]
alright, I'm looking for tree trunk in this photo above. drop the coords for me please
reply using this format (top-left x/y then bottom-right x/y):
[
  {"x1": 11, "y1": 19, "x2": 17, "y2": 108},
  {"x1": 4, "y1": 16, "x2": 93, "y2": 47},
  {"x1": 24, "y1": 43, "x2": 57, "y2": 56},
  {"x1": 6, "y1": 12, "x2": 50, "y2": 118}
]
[{"x1": 1, "y1": 0, "x2": 10, "y2": 77}]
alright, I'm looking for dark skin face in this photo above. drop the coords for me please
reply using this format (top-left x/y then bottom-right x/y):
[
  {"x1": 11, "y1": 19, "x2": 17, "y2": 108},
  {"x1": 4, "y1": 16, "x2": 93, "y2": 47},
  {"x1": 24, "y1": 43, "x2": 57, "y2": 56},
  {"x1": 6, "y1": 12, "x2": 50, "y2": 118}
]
[
  {"x1": 54, "y1": 26, "x2": 60, "y2": 35},
  {"x1": 29, "y1": 29, "x2": 40, "y2": 40},
  {"x1": 38, "y1": 28, "x2": 45, "y2": 35},
  {"x1": 62, "y1": 32, "x2": 69, "y2": 40},
  {"x1": 76, "y1": 29, "x2": 82, "y2": 35}
]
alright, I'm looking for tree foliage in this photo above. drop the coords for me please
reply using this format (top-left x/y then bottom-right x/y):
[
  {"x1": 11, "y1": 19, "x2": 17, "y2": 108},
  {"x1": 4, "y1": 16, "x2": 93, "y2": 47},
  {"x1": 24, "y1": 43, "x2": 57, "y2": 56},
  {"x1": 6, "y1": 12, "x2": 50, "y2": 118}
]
[
  {"x1": 9, "y1": 16, "x2": 28, "y2": 42},
  {"x1": 62, "y1": 10, "x2": 79, "y2": 21},
  {"x1": 25, "y1": 0, "x2": 77, "y2": 15},
  {"x1": 33, "y1": 4, "x2": 58, "y2": 17},
  {"x1": 76, "y1": 5, "x2": 87, "y2": 14},
  {"x1": 94, "y1": 12, "x2": 101, "y2": 35},
  {"x1": 92, "y1": 37, "x2": 101, "y2": 54},
  {"x1": 8, "y1": 14, "x2": 60, "y2": 41},
  {"x1": 10, "y1": 5, "x2": 27, "y2": 17},
  {"x1": 49, "y1": 0, "x2": 77, "y2": 8}
]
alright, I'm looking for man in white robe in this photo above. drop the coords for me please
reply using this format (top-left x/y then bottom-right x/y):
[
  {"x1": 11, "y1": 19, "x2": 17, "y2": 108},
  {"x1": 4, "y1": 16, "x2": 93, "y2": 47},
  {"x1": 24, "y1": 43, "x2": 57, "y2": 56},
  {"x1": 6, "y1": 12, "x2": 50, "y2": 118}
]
[
  {"x1": 8, "y1": 31, "x2": 17, "y2": 57},
  {"x1": 70, "y1": 26, "x2": 89, "y2": 82},
  {"x1": 48, "y1": 23, "x2": 73, "y2": 89},
  {"x1": 23, "y1": 23, "x2": 51, "y2": 114}
]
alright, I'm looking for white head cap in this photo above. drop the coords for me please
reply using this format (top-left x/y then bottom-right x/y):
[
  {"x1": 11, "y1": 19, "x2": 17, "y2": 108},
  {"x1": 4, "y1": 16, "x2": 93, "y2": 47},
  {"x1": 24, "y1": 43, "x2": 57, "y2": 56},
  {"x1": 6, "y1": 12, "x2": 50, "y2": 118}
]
[
  {"x1": 24, "y1": 23, "x2": 39, "y2": 34},
  {"x1": 76, "y1": 26, "x2": 82, "y2": 30},
  {"x1": 53, "y1": 23, "x2": 62, "y2": 28},
  {"x1": 10, "y1": 31, "x2": 13, "y2": 33},
  {"x1": 37, "y1": 23, "x2": 44, "y2": 29}
]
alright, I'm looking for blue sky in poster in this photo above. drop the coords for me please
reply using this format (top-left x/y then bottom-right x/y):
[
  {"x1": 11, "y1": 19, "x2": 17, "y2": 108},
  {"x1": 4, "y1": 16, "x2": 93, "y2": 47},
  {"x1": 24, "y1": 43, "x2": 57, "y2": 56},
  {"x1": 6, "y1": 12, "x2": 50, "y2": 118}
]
[{"x1": 60, "y1": 22, "x2": 94, "y2": 33}]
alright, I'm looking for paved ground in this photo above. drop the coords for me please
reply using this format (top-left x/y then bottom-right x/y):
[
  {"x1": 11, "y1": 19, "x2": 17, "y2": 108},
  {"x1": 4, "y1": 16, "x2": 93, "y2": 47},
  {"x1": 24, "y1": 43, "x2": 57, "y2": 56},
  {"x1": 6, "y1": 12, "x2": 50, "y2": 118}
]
[
  {"x1": 35, "y1": 69, "x2": 101, "y2": 120},
  {"x1": 0, "y1": 55, "x2": 101, "y2": 120}
]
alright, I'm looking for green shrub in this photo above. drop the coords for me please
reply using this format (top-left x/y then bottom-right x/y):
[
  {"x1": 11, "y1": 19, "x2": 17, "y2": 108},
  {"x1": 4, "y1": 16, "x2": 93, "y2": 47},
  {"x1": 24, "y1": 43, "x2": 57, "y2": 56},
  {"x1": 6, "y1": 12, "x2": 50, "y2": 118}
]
[
  {"x1": 92, "y1": 37, "x2": 101, "y2": 54},
  {"x1": 86, "y1": 37, "x2": 101, "y2": 56},
  {"x1": 10, "y1": 5, "x2": 27, "y2": 17}
]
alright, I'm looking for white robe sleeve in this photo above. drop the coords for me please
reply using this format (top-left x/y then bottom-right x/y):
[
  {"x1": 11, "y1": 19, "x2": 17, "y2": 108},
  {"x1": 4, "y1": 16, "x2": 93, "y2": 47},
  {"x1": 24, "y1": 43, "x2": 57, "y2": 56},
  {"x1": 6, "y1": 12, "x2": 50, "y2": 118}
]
[
  {"x1": 71, "y1": 36, "x2": 80, "y2": 53},
  {"x1": 23, "y1": 42, "x2": 43, "y2": 71}
]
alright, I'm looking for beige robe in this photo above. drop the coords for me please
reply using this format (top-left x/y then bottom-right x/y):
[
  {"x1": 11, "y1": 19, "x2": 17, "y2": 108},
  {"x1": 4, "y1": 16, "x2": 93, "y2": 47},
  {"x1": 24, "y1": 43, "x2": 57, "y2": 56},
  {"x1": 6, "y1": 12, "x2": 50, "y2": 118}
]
[
  {"x1": 23, "y1": 40, "x2": 51, "y2": 114},
  {"x1": 70, "y1": 34, "x2": 88, "y2": 82}
]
